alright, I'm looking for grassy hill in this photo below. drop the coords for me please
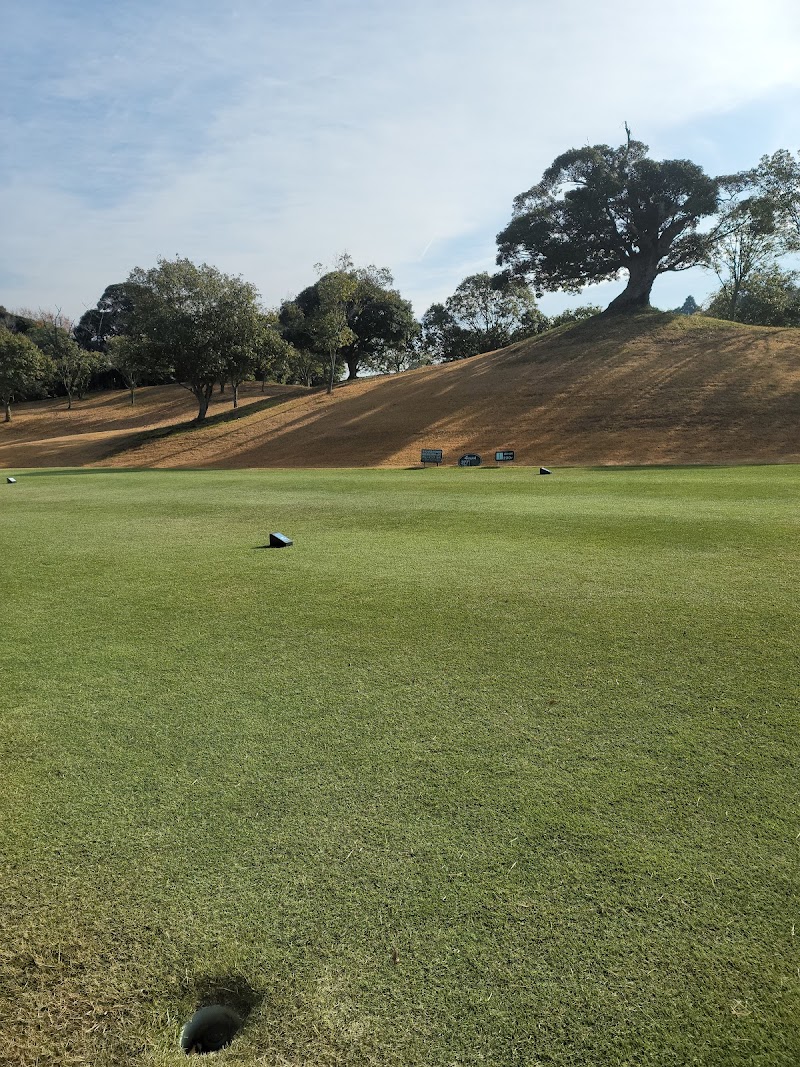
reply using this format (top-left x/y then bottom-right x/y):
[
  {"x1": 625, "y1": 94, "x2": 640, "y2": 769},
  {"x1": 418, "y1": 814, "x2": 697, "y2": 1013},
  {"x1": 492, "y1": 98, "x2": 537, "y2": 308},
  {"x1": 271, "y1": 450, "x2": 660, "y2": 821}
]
[{"x1": 3, "y1": 312, "x2": 800, "y2": 469}]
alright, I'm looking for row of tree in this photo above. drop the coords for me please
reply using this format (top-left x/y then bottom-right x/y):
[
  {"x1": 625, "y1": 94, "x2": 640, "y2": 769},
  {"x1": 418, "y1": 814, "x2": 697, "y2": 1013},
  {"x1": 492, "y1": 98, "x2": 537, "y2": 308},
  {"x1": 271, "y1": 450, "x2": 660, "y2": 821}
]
[
  {"x1": 0, "y1": 309, "x2": 110, "y2": 422},
  {"x1": 4, "y1": 137, "x2": 800, "y2": 422},
  {"x1": 0, "y1": 257, "x2": 601, "y2": 422}
]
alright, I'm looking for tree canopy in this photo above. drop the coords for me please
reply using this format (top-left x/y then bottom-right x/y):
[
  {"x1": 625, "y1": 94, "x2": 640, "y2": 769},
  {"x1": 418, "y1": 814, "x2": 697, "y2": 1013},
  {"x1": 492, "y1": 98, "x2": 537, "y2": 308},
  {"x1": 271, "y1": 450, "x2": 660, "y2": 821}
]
[
  {"x1": 752, "y1": 149, "x2": 800, "y2": 250},
  {"x1": 422, "y1": 272, "x2": 546, "y2": 361},
  {"x1": 28, "y1": 313, "x2": 101, "y2": 409},
  {"x1": 74, "y1": 284, "x2": 136, "y2": 352},
  {"x1": 280, "y1": 260, "x2": 417, "y2": 386},
  {"x1": 545, "y1": 305, "x2": 603, "y2": 329},
  {"x1": 496, "y1": 133, "x2": 721, "y2": 314},
  {"x1": 704, "y1": 266, "x2": 800, "y2": 327},
  {"x1": 672, "y1": 296, "x2": 700, "y2": 316},
  {"x1": 282, "y1": 270, "x2": 359, "y2": 394},
  {"x1": 251, "y1": 312, "x2": 300, "y2": 393},
  {"x1": 125, "y1": 258, "x2": 264, "y2": 420},
  {"x1": 106, "y1": 335, "x2": 149, "y2": 406},
  {"x1": 0, "y1": 329, "x2": 52, "y2": 422}
]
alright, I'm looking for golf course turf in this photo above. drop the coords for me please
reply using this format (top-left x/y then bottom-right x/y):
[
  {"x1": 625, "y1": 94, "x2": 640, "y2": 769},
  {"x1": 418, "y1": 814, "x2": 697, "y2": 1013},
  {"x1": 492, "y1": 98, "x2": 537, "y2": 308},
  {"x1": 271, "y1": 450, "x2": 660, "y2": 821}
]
[{"x1": 1, "y1": 465, "x2": 798, "y2": 1065}]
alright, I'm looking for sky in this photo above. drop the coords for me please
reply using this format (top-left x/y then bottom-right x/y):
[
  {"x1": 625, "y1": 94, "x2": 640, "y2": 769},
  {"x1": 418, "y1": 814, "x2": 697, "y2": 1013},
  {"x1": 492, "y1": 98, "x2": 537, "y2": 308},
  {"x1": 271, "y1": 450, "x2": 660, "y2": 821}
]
[{"x1": 3, "y1": 0, "x2": 800, "y2": 324}]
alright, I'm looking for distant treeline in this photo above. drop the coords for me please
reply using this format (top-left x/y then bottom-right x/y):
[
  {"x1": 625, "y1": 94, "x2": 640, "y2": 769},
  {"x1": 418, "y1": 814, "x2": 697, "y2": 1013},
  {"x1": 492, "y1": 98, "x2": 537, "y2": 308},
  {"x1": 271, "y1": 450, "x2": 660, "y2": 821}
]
[{"x1": 4, "y1": 136, "x2": 800, "y2": 421}]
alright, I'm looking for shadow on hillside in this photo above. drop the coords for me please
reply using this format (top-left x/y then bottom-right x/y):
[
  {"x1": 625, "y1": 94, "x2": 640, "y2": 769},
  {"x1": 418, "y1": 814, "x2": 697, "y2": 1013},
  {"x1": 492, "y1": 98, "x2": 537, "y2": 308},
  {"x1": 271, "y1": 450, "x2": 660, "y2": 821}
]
[
  {"x1": 9, "y1": 384, "x2": 305, "y2": 439},
  {"x1": 204, "y1": 323, "x2": 797, "y2": 466},
  {"x1": 0, "y1": 383, "x2": 316, "y2": 470},
  {"x1": 89, "y1": 314, "x2": 800, "y2": 469}
]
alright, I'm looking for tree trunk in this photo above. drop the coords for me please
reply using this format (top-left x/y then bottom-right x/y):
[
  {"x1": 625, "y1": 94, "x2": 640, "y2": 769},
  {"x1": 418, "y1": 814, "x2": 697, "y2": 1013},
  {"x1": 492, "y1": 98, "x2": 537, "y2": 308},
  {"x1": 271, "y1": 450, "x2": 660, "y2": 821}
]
[
  {"x1": 193, "y1": 383, "x2": 213, "y2": 421},
  {"x1": 604, "y1": 258, "x2": 659, "y2": 315},
  {"x1": 233, "y1": 382, "x2": 239, "y2": 409},
  {"x1": 3, "y1": 399, "x2": 10, "y2": 423},
  {"x1": 729, "y1": 279, "x2": 742, "y2": 322},
  {"x1": 66, "y1": 389, "x2": 73, "y2": 410},
  {"x1": 346, "y1": 354, "x2": 359, "y2": 380},
  {"x1": 129, "y1": 384, "x2": 136, "y2": 406},
  {"x1": 327, "y1": 350, "x2": 336, "y2": 394}
]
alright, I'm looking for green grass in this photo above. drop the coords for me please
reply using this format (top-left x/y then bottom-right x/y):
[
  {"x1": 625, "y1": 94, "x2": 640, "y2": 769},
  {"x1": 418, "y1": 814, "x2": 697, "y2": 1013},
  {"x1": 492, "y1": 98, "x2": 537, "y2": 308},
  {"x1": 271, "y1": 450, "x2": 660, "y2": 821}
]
[{"x1": 1, "y1": 466, "x2": 798, "y2": 1066}]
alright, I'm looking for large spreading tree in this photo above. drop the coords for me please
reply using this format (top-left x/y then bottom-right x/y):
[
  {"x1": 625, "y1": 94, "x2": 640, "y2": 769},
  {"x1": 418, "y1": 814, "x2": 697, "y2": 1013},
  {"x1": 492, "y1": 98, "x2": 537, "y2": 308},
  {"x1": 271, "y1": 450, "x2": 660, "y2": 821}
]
[
  {"x1": 280, "y1": 259, "x2": 417, "y2": 385},
  {"x1": 125, "y1": 257, "x2": 264, "y2": 420},
  {"x1": 496, "y1": 132, "x2": 722, "y2": 314}
]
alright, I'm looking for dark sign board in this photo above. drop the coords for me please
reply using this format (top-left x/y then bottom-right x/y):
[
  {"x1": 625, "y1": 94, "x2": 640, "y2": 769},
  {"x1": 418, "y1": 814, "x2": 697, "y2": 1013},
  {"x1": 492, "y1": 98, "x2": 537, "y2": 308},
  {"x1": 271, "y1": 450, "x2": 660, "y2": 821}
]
[
  {"x1": 421, "y1": 449, "x2": 443, "y2": 465},
  {"x1": 458, "y1": 453, "x2": 482, "y2": 467},
  {"x1": 495, "y1": 450, "x2": 515, "y2": 462}
]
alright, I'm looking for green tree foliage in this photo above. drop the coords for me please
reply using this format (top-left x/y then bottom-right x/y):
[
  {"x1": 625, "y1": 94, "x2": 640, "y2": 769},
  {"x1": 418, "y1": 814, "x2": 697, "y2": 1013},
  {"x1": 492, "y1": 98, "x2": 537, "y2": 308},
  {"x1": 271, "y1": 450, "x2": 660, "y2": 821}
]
[
  {"x1": 279, "y1": 276, "x2": 354, "y2": 392},
  {"x1": 252, "y1": 312, "x2": 300, "y2": 393},
  {"x1": 0, "y1": 329, "x2": 52, "y2": 422},
  {"x1": 422, "y1": 272, "x2": 546, "y2": 361},
  {"x1": 280, "y1": 259, "x2": 417, "y2": 385},
  {"x1": 372, "y1": 346, "x2": 428, "y2": 375},
  {"x1": 74, "y1": 284, "x2": 136, "y2": 352},
  {"x1": 125, "y1": 258, "x2": 264, "y2": 420},
  {"x1": 287, "y1": 346, "x2": 326, "y2": 388},
  {"x1": 28, "y1": 313, "x2": 101, "y2": 409},
  {"x1": 496, "y1": 131, "x2": 721, "y2": 315},
  {"x1": 752, "y1": 149, "x2": 800, "y2": 250},
  {"x1": 672, "y1": 296, "x2": 700, "y2": 316},
  {"x1": 278, "y1": 301, "x2": 326, "y2": 386},
  {"x1": 704, "y1": 267, "x2": 800, "y2": 327},
  {"x1": 343, "y1": 284, "x2": 418, "y2": 380},
  {"x1": 704, "y1": 192, "x2": 781, "y2": 321},
  {"x1": 106, "y1": 335, "x2": 149, "y2": 405},
  {"x1": 309, "y1": 271, "x2": 358, "y2": 394},
  {"x1": 545, "y1": 305, "x2": 603, "y2": 329},
  {"x1": 223, "y1": 328, "x2": 263, "y2": 410},
  {"x1": 0, "y1": 307, "x2": 37, "y2": 336}
]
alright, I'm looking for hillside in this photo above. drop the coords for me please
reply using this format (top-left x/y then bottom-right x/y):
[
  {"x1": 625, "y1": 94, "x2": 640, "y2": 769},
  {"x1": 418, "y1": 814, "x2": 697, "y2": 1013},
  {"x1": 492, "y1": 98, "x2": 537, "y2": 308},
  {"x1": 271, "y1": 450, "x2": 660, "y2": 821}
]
[
  {"x1": 3, "y1": 312, "x2": 800, "y2": 469},
  {"x1": 0, "y1": 383, "x2": 308, "y2": 469}
]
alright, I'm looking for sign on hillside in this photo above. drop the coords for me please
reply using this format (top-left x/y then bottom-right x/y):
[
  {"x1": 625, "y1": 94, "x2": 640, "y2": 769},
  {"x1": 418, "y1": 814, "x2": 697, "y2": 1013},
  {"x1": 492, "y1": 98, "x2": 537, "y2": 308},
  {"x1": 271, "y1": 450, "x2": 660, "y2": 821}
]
[
  {"x1": 421, "y1": 449, "x2": 443, "y2": 466},
  {"x1": 495, "y1": 450, "x2": 515, "y2": 462},
  {"x1": 458, "y1": 454, "x2": 481, "y2": 467}
]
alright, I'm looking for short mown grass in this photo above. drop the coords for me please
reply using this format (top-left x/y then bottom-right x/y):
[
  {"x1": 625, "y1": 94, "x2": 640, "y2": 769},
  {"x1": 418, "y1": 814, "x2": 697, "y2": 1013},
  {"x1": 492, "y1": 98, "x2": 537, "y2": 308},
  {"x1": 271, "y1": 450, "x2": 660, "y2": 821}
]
[{"x1": 1, "y1": 465, "x2": 798, "y2": 1066}]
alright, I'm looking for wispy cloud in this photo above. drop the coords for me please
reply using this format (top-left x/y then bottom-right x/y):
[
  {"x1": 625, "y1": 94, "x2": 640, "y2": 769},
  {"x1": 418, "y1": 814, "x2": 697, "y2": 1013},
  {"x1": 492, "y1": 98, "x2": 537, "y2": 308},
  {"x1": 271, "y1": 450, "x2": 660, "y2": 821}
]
[{"x1": 3, "y1": 0, "x2": 800, "y2": 319}]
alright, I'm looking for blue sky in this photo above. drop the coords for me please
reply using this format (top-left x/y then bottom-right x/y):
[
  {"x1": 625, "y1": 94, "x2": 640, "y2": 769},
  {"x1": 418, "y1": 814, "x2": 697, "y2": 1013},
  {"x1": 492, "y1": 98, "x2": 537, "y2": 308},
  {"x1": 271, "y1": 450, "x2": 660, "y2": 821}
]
[{"x1": 3, "y1": 0, "x2": 800, "y2": 323}]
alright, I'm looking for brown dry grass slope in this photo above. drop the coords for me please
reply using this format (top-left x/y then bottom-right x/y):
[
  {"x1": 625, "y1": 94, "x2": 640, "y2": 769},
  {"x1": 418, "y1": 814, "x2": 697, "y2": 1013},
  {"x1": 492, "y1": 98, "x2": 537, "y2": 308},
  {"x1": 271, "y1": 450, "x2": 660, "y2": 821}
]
[
  {"x1": 3, "y1": 312, "x2": 800, "y2": 469},
  {"x1": 0, "y1": 382, "x2": 308, "y2": 469}
]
